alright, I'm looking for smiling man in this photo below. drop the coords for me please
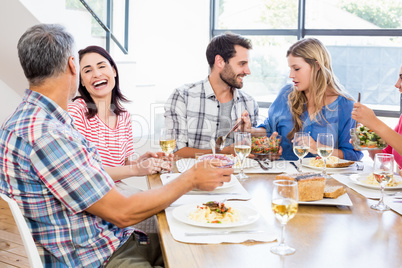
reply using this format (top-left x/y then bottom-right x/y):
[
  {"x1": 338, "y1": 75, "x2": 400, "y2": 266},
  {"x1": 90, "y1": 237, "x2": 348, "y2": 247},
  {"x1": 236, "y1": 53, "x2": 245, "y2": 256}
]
[{"x1": 164, "y1": 32, "x2": 259, "y2": 158}]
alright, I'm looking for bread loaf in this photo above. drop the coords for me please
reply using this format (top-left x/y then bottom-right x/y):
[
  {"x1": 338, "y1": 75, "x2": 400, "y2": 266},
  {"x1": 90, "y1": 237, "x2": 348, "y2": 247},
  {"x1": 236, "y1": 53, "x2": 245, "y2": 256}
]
[
  {"x1": 323, "y1": 185, "x2": 346, "y2": 198},
  {"x1": 275, "y1": 172, "x2": 325, "y2": 201}
]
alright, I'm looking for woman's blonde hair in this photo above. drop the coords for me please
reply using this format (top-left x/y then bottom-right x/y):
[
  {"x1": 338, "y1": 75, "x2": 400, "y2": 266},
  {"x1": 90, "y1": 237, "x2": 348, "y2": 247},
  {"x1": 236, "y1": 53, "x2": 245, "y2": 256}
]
[{"x1": 286, "y1": 38, "x2": 350, "y2": 140}]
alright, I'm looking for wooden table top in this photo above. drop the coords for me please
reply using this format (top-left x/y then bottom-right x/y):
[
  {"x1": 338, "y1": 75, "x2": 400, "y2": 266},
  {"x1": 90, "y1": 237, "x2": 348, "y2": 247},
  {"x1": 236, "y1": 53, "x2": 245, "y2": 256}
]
[{"x1": 148, "y1": 172, "x2": 402, "y2": 268}]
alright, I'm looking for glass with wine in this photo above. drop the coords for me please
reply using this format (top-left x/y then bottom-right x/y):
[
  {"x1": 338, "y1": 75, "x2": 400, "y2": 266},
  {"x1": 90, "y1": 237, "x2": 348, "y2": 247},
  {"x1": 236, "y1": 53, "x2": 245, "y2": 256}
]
[
  {"x1": 271, "y1": 180, "x2": 298, "y2": 255},
  {"x1": 159, "y1": 128, "x2": 176, "y2": 173},
  {"x1": 371, "y1": 153, "x2": 394, "y2": 211},
  {"x1": 293, "y1": 132, "x2": 310, "y2": 172},
  {"x1": 316, "y1": 133, "x2": 334, "y2": 178},
  {"x1": 234, "y1": 132, "x2": 251, "y2": 180}
]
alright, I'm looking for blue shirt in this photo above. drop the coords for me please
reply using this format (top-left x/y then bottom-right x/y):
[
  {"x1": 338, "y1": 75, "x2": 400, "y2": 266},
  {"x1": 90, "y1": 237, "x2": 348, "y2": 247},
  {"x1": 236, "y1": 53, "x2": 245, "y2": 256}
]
[
  {"x1": 258, "y1": 84, "x2": 363, "y2": 161},
  {"x1": 0, "y1": 89, "x2": 133, "y2": 267}
]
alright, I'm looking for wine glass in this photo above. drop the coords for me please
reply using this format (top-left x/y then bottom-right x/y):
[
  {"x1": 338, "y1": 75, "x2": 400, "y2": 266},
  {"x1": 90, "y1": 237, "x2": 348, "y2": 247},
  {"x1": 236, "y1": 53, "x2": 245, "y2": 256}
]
[
  {"x1": 371, "y1": 153, "x2": 394, "y2": 211},
  {"x1": 293, "y1": 132, "x2": 310, "y2": 172},
  {"x1": 159, "y1": 128, "x2": 176, "y2": 173},
  {"x1": 234, "y1": 132, "x2": 251, "y2": 180},
  {"x1": 316, "y1": 133, "x2": 334, "y2": 178},
  {"x1": 271, "y1": 180, "x2": 298, "y2": 256}
]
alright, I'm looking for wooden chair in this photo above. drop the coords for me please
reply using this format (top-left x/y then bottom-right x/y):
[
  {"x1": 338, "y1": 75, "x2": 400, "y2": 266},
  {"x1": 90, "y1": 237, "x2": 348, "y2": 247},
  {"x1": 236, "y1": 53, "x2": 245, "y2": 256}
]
[{"x1": 0, "y1": 193, "x2": 43, "y2": 267}]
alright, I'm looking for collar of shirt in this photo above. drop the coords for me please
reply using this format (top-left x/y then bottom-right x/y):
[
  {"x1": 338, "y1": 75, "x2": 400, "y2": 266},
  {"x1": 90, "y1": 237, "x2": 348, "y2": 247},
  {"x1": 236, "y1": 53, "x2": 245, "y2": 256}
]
[
  {"x1": 23, "y1": 89, "x2": 74, "y2": 127},
  {"x1": 204, "y1": 77, "x2": 240, "y2": 102}
]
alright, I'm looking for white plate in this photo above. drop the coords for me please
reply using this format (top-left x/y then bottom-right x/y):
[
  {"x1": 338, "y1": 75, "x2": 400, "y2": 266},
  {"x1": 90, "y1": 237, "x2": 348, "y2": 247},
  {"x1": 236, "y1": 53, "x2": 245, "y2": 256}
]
[
  {"x1": 172, "y1": 201, "x2": 260, "y2": 228},
  {"x1": 298, "y1": 192, "x2": 353, "y2": 206},
  {"x1": 160, "y1": 173, "x2": 237, "y2": 191},
  {"x1": 302, "y1": 157, "x2": 355, "y2": 171},
  {"x1": 349, "y1": 173, "x2": 402, "y2": 190}
]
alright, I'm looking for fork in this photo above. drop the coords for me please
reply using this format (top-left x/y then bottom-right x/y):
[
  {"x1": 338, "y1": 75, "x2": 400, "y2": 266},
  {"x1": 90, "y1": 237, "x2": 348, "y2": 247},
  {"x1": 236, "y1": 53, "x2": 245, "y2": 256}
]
[
  {"x1": 386, "y1": 191, "x2": 402, "y2": 196},
  {"x1": 255, "y1": 158, "x2": 271, "y2": 170},
  {"x1": 356, "y1": 162, "x2": 364, "y2": 171}
]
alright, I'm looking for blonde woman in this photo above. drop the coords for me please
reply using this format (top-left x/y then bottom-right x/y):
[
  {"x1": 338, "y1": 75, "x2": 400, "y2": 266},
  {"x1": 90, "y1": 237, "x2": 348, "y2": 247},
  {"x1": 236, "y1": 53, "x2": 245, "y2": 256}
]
[{"x1": 248, "y1": 38, "x2": 363, "y2": 161}]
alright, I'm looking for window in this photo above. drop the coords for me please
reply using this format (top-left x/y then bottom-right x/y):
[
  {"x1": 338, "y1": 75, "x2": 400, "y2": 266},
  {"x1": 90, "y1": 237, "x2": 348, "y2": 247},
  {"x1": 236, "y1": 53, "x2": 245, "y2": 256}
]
[{"x1": 211, "y1": 0, "x2": 402, "y2": 117}]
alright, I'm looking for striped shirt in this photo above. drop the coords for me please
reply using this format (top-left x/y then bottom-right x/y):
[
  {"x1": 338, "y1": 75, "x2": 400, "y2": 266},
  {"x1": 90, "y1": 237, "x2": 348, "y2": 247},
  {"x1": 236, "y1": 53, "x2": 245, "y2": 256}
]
[
  {"x1": 68, "y1": 98, "x2": 134, "y2": 167},
  {"x1": 164, "y1": 77, "x2": 259, "y2": 151},
  {"x1": 0, "y1": 89, "x2": 133, "y2": 267}
]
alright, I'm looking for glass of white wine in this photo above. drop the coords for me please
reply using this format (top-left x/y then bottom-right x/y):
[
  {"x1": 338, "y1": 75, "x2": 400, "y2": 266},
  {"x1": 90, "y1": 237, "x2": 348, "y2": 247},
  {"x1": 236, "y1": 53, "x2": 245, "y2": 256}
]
[
  {"x1": 271, "y1": 180, "x2": 298, "y2": 256},
  {"x1": 159, "y1": 128, "x2": 176, "y2": 173},
  {"x1": 316, "y1": 133, "x2": 334, "y2": 178},
  {"x1": 371, "y1": 153, "x2": 394, "y2": 211},
  {"x1": 293, "y1": 132, "x2": 310, "y2": 172},
  {"x1": 234, "y1": 132, "x2": 251, "y2": 180}
]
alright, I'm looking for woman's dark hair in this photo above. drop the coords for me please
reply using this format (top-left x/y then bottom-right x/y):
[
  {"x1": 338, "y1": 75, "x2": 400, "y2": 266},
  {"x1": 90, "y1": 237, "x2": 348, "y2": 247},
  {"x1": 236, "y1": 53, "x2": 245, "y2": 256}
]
[{"x1": 73, "y1": 45, "x2": 130, "y2": 119}]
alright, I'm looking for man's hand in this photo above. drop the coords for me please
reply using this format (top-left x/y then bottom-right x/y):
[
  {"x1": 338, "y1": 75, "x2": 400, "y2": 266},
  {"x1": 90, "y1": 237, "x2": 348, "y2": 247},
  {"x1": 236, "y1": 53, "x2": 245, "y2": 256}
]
[{"x1": 188, "y1": 159, "x2": 234, "y2": 191}]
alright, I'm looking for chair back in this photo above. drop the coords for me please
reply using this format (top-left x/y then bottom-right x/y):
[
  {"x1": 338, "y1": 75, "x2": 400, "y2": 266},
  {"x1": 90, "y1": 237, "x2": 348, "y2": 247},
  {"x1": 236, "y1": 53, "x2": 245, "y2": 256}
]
[{"x1": 0, "y1": 193, "x2": 43, "y2": 267}]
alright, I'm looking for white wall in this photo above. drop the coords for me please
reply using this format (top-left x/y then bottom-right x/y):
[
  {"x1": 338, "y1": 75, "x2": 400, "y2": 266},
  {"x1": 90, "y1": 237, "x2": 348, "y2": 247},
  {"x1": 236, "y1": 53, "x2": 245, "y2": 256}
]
[
  {"x1": 0, "y1": 81, "x2": 23, "y2": 124},
  {"x1": 115, "y1": 0, "x2": 211, "y2": 153}
]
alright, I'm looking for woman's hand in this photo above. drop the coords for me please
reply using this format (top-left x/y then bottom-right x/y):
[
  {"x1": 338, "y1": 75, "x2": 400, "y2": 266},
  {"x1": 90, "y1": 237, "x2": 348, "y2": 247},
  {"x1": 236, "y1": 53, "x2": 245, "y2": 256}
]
[
  {"x1": 131, "y1": 157, "x2": 172, "y2": 175},
  {"x1": 308, "y1": 136, "x2": 318, "y2": 154},
  {"x1": 351, "y1": 103, "x2": 377, "y2": 129}
]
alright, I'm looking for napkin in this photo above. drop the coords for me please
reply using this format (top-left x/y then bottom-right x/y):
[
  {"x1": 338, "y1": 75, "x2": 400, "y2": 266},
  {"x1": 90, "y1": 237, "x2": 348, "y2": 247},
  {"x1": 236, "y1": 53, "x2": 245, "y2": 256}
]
[
  {"x1": 161, "y1": 173, "x2": 251, "y2": 207},
  {"x1": 165, "y1": 201, "x2": 277, "y2": 244},
  {"x1": 332, "y1": 174, "x2": 401, "y2": 200},
  {"x1": 384, "y1": 196, "x2": 402, "y2": 215},
  {"x1": 176, "y1": 158, "x2": 298, "y2": 174}
]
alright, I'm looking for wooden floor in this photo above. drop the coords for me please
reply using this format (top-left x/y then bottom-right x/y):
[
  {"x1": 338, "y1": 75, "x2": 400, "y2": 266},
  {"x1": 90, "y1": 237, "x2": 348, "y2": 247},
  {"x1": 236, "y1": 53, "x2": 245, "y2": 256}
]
[{"x1": 0, "y1": 199, "x2": 30, "y2": 268}]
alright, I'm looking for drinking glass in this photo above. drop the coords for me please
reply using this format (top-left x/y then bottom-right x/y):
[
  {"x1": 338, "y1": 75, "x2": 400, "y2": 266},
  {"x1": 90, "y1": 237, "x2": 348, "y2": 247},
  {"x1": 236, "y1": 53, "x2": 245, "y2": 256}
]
[
  {"x1": 293, "y1": 132, "x2": 310, "y2": 172},
  {"x1": 371, "y1": 153, "x2": 394, "y2": 211},
  {"x1": 234, "y1": 132, "x2": 251, "y2": 180},
  {"x1": 271, "y1": 180, "x2": 298, "y2": 256},
  {"x1": 159, "y1": 128, "x2": 176, "y2": 173},
  {"x1": 316, "y1": 133, "x2": 334, "y2": 178}
]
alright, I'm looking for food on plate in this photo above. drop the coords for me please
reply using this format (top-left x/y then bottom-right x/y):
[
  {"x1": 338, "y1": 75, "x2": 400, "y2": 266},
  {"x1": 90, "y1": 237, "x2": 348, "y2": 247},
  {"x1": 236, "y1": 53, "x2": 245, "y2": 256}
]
[
  {"x1": 276, "y1": 172, "x2": 326, "y2": 201},
  {"x1": 323, "y1": 185, "x2": 346, "y2": 198},
  {"x1": 196, "y1": 154, "x2": 235, "y2": 168},
  {"x1": 188, "y1": 201, "x2": 240, "y2": 224},
  {"x1": 251, "y1": 136, "x2": 281, "y2": 154},
  {"x1": 309, "y1": 156, "x2": 354, "y2": 168},
  {"x1": 363, "y1": 173, "x2": 402, "y2": 187},
  {"x1": 351, "y1": 124, "x2": 387, "y2": 149}
]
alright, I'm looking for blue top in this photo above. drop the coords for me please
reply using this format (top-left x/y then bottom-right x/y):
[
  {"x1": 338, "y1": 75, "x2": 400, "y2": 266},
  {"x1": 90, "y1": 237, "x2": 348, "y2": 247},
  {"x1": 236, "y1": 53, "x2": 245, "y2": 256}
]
[{"x1": 258, "y1": 84, "x2": 363, "y2": 161}]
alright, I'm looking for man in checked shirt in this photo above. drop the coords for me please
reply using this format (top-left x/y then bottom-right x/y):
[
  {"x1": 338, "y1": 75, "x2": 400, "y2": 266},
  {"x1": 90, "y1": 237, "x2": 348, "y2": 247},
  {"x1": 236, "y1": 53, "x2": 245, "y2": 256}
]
[
  {"x1": 164, "y1": 32, "x2": 259, "y2": 158},
  {"x1": 0, "y1": 23, "x2": 233, "y2": 267}
]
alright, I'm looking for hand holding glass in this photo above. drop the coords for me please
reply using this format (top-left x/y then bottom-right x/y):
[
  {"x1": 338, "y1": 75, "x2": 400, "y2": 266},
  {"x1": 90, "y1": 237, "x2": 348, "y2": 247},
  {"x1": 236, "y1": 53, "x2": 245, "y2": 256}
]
[
  {"x1": 159, "y1": 128, "x2": 176, "y2": 173},
  {"x1": 371, "y1": 153, "x2": 394, "y2": 211},
  {"x1": 316, "y1": 133, "x2": 334, "y2": 177},
  {"x1": 271, "y1": 180, "x2": 298, "y2": 255},
  {"x1": 293, "y1": 132, "x2": 310, "y2": 172},
  {"x1": 234, "y1": 132, "x2": 251, "y2": 180}
]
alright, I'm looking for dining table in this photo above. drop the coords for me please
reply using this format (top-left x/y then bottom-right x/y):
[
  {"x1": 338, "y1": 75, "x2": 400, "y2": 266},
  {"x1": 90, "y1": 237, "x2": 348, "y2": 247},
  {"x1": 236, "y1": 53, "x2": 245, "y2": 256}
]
[{"x1": 147, "y1": 159, "x2": 402, "y2": 268}]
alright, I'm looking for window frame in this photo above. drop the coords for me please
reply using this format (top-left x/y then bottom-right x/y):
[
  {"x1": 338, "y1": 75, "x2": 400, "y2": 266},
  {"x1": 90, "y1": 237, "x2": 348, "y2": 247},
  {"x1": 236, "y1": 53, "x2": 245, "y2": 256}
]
[{"x1": 209, "y1": 0, "x2": 402, "y2": 118}]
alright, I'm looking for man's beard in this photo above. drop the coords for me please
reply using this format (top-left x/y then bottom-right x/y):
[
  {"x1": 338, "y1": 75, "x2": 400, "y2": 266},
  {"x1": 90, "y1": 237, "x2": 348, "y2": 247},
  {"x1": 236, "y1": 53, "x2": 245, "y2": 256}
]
[{"x1": 220, "y1": 64, "x2": 243, "y2": 89}]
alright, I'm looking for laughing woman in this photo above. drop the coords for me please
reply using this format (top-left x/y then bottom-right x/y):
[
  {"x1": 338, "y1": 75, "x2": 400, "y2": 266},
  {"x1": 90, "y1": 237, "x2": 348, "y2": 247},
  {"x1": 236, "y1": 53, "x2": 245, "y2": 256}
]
[
  {"x1": 68, "y1": 46, "x2": 171, "y2": 186},
  {"x1": 247, "y1": 38, "x2": 363, "y2": 161}
]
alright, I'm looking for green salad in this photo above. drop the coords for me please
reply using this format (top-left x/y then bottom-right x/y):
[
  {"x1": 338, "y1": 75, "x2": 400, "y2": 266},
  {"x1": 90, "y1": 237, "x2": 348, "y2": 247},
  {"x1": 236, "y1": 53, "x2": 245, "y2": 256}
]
[{"x1": 354, "y1": 124, "x2": 387, "y2": 149}]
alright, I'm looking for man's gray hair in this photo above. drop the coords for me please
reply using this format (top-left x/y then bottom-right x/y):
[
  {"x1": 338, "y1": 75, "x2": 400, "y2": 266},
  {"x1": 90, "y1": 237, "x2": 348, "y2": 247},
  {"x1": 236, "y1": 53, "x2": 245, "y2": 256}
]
[{"x1": 17, "y1": 24, "x2": 76, "y2": 86}]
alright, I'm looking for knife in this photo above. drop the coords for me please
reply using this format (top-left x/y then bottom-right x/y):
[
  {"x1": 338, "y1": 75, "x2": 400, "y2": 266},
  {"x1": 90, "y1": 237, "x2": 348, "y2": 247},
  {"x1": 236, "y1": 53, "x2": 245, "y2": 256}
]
[
  {"x1": 184, "y1": 230, "x2": 264, "y2": 236},
  {"x1": 290, "y1": 161, "x2": 300, "y2": 172}
]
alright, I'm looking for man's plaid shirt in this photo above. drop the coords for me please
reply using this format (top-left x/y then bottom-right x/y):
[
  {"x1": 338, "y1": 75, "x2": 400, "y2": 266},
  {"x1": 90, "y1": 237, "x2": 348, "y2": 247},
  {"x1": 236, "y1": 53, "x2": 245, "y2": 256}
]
[{"x1": 164, "y1": 77, "x2": 259, "y2": 151}]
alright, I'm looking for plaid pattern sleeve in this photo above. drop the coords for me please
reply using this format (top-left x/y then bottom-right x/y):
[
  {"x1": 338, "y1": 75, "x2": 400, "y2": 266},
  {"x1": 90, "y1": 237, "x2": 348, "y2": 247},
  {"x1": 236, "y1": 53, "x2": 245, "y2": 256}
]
[
  {"x1": 164, "y1": 78, "x2": 259, "y2": 151},
  {"x1": 0, "y1": 90, "x2": 133, "y2": 267}
]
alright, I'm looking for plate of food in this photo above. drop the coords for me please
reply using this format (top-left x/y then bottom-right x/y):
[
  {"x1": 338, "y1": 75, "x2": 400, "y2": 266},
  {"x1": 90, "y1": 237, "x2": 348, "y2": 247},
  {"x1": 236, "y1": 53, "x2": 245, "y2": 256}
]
[
  {"x1": 172, "y1": 201, "x2": 260, "y2": 228},
  {"x1": 350, "y1": 124, "x2": 387, "y2": 150},
  {"x1": 349, "y1": 173, "x2": 402, "y2": 190},
  {"x1": 302, "y1": 156, "x2": 355, "y2": 171}
]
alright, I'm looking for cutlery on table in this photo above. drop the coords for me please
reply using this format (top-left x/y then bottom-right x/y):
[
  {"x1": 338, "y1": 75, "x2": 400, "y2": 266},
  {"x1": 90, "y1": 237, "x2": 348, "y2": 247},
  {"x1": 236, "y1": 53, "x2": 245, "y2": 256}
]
[
  {"x1": 184, "y1": 192, "x2": 241, "y2": 196},
  {"x1": 216, "y1": 119, "x2": 243, "y2": 153},
  {"x1": 185, "y1": 230, "x2": 264, "y2": 236},
  {"x1": 290, "y1": 161, "x2": 300, "y2": 172},
  {"x1": 255, "y1": 158, "x2": 271, "y2": 170}
]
